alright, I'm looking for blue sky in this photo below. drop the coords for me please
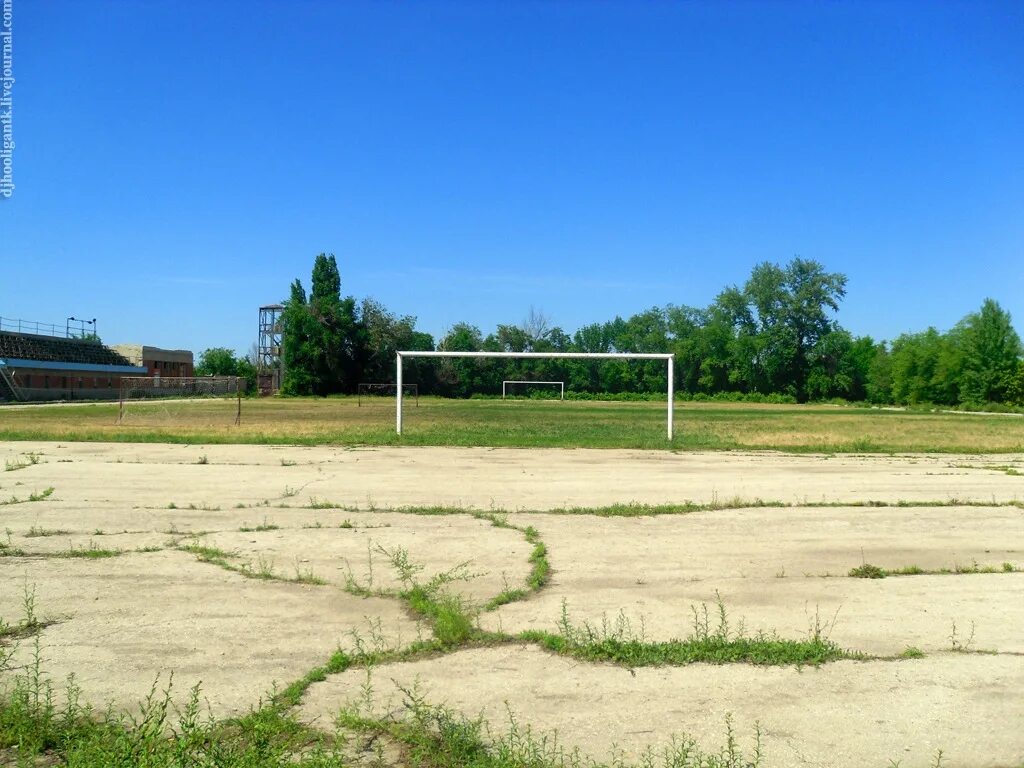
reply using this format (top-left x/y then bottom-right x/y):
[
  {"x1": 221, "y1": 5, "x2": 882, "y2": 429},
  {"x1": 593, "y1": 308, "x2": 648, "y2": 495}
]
[{"x1": 1, "y1": 0, "x2": 1022, "y2": 355}]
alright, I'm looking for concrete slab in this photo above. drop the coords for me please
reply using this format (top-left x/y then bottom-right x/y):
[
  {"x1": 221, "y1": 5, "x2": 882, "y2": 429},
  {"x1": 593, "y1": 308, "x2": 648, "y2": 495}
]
[
  {"x1": 299, "y1": 644, "x2": 1024, "y2": 768},
  {"x1": 0, "y1": 551, "x2": 418, "y2": 717}
]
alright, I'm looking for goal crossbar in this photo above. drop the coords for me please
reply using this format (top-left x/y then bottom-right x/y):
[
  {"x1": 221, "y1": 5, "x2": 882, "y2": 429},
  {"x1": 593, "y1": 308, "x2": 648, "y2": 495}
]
[
  {"x1": 395, "y1": 351, "x2": 675, "y2": 439},
  {"x1": 502, "y1": 380, "x2": 564, "y2": 400}
]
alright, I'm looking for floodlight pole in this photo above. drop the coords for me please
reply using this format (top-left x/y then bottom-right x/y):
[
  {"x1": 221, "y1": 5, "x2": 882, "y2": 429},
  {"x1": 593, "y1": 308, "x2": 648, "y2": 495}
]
[{"x1": 395, "y1": 350, "x2": 676, "y2": 440}]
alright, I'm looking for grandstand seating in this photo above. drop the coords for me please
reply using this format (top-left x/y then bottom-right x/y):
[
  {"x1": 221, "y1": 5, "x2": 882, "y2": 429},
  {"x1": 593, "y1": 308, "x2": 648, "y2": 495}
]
[{"x1": 0, "y1": 331, "x2": 133, "y2": 367}]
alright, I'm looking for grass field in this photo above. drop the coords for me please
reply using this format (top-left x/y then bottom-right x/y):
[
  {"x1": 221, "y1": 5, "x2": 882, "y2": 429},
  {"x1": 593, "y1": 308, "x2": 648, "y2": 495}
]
[{"x1": 1, "y1": 396, "x2": 1023, "y2": 452}]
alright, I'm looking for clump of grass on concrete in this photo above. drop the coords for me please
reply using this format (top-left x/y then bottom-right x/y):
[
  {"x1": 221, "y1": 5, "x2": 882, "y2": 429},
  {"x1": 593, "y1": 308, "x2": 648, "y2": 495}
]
[
  {"x1": 850, "y1": 561, "x2": 1019, "y2": 578},
  {"x1": 0, "y1": 487, "x2": 55, "y2": 506},
  {"x1": 0, "y1": 665, "x2": 348, "y2": 768},
  {"x1": 473, "y1": 513, "x2": 552, "y2": 611},
  {"x1": 239, "y1": 517, "x2": 280, "y2": 532},
  {"x1": 522, "y1": 597, "x2": 856, "y2": 668},
  {"x1": 381, "y1": 545, "x2": 480, "y2": 647},
  {"x1": 338, "y1": 681, "x2": 765, "y2": 768},
  {"x1": 179, "y1": 541, "x2": 327, "y2": 586},
  {"x1": 3, "y1": 453, "x2": 40, "y2": 472}
]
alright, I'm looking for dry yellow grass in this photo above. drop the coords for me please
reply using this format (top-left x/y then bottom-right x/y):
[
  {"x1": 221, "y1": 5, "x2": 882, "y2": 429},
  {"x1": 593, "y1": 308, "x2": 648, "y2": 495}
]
[{"x1": 1, "y1": 396, "x2": 1022, "y2": 452}]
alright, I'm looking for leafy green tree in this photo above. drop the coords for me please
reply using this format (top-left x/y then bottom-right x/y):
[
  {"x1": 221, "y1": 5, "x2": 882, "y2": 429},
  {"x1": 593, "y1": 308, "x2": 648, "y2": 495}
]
[
  {"x1": 195, "y1": 347, "x2": 257, "y2": 394},
  {"x1": 362, "y1": 298, "x2": 425, "y2": 382},
  {"x1": 435, "y1": 323, "x2": 486, "y2": 397},
  {"x1": 956, "y1": 299, "x2": 1022, "y2": 405},
  {"x1": 865, "y1": 342, "x2": 894, "y2": 404},
  {"x1": 281, "y1": 279, "x2": 317, "y2": 395},
  {"x1": 281, "y1": 253, "x2": 366, "y2": 395},
  {"x1": 1006, "y1": 361, "x2": 1024, "y2": 406},
  {"x1": 805, "y1": 332, "x2": 877, "y2": 401},
  {"x1": 195, "y1": 347, "x2": 239, "y2": 377},
  {"x1": 889, "y1": 329, "x2": 960, "y2": 405},
  {"x1": 737, "y1": 258, "x2": 847, "y2": 400}
]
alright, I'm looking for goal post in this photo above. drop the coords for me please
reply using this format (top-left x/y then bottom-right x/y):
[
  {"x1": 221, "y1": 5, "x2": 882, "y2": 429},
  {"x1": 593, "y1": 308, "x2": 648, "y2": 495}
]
[
  {"x1": 357, "y1": 382, "x2": 419, "y2": 407},
  {"x1": 501, "y1": 380, "x2": 564, "y2": 400},
  {"x1": 395, "y1": 351, "x2": 675, "y2": 439},
  {"x1": 118, "y1": 376, "x2": 243, "y2": 425}
]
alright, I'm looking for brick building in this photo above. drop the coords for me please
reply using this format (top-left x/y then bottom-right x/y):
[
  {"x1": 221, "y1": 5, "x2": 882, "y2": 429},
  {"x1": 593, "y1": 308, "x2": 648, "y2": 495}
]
[{"x1": 0, "y1": 320, "x2": 194, "y2": 403}]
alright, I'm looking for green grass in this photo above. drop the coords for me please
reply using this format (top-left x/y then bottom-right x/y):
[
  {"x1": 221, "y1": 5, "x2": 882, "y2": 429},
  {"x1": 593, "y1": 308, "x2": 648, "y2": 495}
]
[
  {"x1": 0, "y1": 659, "x2": 350, "y2": 768},
  {"x1": 179, "y1": 542, "x2": 328, "y2": 586},
  {"x1": 521, "y1": 599, "x2": 857, "y2": 668},
  {"x1": 2, "y1": 397, "x2": 1023, "y2": 452},
  {"x1": 849, "y1": 561, "x2": 1020, "y2": 578},
  {"x1": 0, "y1": 487, "x2": 55, "y2": 506},
  {"x1": 58, "y1": 544, "x2": 122, "y2": 559},
  {"x1": 3, "y1": 452, "x2": 40, "y2": 472},
  {"x1": 473, "y1": 513, "x2": 552, "y2": 611},
  {"x1": 239, "y1": 518, "x2": 281, "y2": 532},
  {"x1": 0, "y1": 543, "x2": 937, "y2": 768},
  {"x1": 337, "y1": 693, "x2": 766, "y2": 768}
]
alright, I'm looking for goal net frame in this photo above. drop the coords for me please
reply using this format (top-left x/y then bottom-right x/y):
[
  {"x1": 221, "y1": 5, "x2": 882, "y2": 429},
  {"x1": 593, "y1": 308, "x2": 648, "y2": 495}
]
[
  {"x1": 357, "y1": 382, "x2": 419, "y2": 407},
  {"x1": 118, "y1": 376, "x2": 243, "y2": 425},
  {"x1": 395, "y1": 351, "x2": 675, "y2": 439},
  {"x1": 501, "y1": 380, "x2": 565, "y2": 400}
]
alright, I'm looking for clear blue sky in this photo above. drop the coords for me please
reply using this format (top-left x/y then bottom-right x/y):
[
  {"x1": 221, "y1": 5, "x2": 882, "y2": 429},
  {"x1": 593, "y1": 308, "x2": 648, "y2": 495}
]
[{"x1": 1, "y1": 0, "x2": 1022, "y2": 355}]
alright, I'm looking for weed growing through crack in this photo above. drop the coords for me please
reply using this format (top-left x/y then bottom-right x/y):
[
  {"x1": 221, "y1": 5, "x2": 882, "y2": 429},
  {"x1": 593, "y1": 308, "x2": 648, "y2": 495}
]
[
  {"x1": 382, "y1": 545, "x2": 479, "y2": 646},
  {"x1": 0, "y1": 487, "x2": 55, "y2": 506},
  {"x1": 337, "y1": 680, "x2": 767, "y2": 768},
  {"x1": 239, "y1": 517, "x2": 280, "y2": 532},
  {"x1": 472, "y1": 513, "x2": 552, "y2": 611},
  {"x1": 4, "y1": 453, "x2": 40, "y2": 472},
  {"x1": 292, "y1": 558, "x2": 327, "y2": 585},
  {"x1": 0, "y1": 663, "x2": 349, "y2": 768},
  {"x1": 179, "y1": 541, "x2": 328, "y2": 588},
  {"x1": 849, "y1": 563, "x2": 886, "y2": 579},
  {"x1": 850, "y1": 561, "x2": 1019, "y2": 578},
  {"x1": 522, "y1": 595, "x2": 856, "y2": 668},
  {"x1": 58, "y1": 540, "x2": 122, "y2": 559},
  {"x1": 948, "y1": 620, "x2": 977, "y2": 653},
  {"x1": 0, "y1": 529, "x2": 26, "y2": 558}
]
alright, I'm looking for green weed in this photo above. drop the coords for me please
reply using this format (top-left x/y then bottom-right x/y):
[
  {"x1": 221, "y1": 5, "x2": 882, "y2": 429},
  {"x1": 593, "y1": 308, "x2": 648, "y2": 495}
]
[
  {"x1": 3, "y1": 453, "x2": 40, "y2": 472},
  {"x1": 522, "y1": 597, "x2": 856, "y2": 668}
]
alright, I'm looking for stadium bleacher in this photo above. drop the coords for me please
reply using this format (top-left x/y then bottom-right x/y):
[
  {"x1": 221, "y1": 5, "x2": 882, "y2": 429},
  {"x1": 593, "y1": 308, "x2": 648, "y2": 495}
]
[{"x1": 0, "y1": 331, "x2": 134, "y2": 367}]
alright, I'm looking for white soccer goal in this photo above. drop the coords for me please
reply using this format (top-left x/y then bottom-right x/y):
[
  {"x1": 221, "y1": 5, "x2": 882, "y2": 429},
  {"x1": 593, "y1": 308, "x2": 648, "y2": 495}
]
[
  {"x1": 118, "y1": 376, "x2": 243, "y2": 425},
  {"x1": 395, "y1": 351, "x2": 675, "y2": 439},
  {"x1": 501, "y1": 380, "x2": 564, "y2": 400},
  {"x1": 357, "y1": 382, "x2": 419, "y2": 407}
]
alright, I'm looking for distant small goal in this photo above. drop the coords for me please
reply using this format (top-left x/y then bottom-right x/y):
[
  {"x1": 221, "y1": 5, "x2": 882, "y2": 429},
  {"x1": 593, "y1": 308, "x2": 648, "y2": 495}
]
[
  {"x1": 118, "y1": 376, "x2": 243, "y2": 425},
  {"x1": 501, "y1": 380, "x2": 565, "y2": 400},
  {"x1": 357, "y1": 382, "x2": 419, "y2": 407}
]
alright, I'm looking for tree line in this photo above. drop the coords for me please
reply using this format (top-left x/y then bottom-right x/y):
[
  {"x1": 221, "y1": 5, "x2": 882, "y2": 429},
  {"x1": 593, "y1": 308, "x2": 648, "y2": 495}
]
[{"x1": 201, "y1": 252, "x2": 1022, "y2": 408}]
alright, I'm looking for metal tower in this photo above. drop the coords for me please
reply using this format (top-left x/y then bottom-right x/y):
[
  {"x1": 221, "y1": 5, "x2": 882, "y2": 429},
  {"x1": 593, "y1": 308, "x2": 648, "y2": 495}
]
[{"x1": 257, "y1": 304, "x2": 284, "y2": 394}]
